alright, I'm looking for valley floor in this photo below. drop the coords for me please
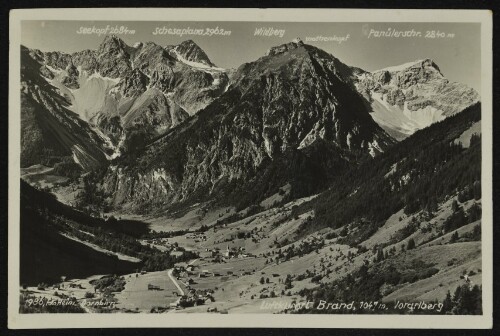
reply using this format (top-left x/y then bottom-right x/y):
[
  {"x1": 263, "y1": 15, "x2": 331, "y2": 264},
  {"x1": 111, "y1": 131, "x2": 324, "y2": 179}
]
[{"x1": 20, "y1": 189, "x2": 482, "y2": 314}]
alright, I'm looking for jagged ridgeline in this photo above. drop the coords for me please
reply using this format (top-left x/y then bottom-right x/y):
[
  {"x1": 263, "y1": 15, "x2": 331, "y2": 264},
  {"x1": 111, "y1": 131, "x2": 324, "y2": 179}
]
[
  {"x1": 21, "y1": 36, "x2": 229, "y2": 171},
  {"x1": 99, "y1": 39, "x2": 396, "y2": 213},
  {"x1": 21, "y1": 36, "x2": 480, "y2": 216}
]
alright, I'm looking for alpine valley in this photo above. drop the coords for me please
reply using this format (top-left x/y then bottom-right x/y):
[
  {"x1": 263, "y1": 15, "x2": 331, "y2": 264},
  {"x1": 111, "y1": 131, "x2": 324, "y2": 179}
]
[{"x1": 19, "y1": 36, "x2": 482, "y2": 315}]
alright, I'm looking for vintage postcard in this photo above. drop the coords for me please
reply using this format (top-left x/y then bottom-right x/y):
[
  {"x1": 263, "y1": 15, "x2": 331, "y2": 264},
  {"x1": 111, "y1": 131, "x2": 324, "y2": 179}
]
[{"x1": 8, "y1": 8, "x2": 492, "y2": 329}]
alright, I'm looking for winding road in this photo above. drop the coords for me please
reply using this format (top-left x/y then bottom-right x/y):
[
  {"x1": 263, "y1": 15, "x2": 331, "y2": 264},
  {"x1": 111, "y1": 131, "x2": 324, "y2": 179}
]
[{"x1": 167, "y1": 258, "x2": 198, "y2": 296}]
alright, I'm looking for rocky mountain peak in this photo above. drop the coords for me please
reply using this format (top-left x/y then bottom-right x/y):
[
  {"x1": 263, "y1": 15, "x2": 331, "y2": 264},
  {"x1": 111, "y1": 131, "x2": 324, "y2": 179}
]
[
  {"x1": 356, "y1": 57, "x2": 479, "y2": 140},
  {"x1": 265, "y1": 39, "x2": 306, "y2": 57},
  {"x1": 96, "y1": 36, "x2": 395, "y2": 212},
  {"x1": 132, "y1": 41, "x2": 175, "y2": 76},
  {"x1": 417, "y1": 58, "x2": 441, "y2": 70},
  {"x1": 375, "y1": 58, "x2": 443, "y2": 78},
  {"x1": 173, "y1": 40, "x2": 214, "y2": 66},
  {"x1": 236, "y1": 41, "x2": 356, "y2": 92},
  {"x1": 96, "y1": 35, "x2": 132, "y2": 78},
  {"x1": 99, "y1": 35, "x2": 128, "y2": 52},
  {"x1": 228, "y1": 39, "x2": 394, "y2": 159}
]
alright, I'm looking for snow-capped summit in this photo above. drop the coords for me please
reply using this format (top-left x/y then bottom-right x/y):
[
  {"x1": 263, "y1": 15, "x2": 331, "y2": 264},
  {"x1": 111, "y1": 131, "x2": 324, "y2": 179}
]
[
  {"x1": 356, "y1": 58, "x2": 479, "y2": 140},
  {"x1": 375, "y1": 59, "x2": 424, "y2": 73},
  {"x1": 374, "y1": 58, "x2": 442, "y2": 75}
]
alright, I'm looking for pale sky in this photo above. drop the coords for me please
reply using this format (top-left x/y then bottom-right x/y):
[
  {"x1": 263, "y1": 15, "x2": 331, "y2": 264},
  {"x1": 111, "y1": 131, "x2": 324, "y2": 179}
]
[{"x1": 21, "y1": 21, "x2": 481, "y2": 92}]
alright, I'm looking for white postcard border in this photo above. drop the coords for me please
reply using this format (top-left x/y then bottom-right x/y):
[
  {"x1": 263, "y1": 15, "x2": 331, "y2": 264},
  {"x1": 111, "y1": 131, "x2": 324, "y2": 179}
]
[{"x1": 8, "y1": 7, "x2": 493, "y2": 329}]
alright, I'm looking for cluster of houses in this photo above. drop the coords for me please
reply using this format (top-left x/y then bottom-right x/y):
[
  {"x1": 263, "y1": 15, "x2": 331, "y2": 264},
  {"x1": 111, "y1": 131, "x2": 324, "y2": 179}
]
[
  {"x1": 168, "y1": 284, "x2": 216, "y2": 308},
  {"x1": 206, "y1": 245, "x2": 254, "y2": 262},
  {"x1": 172, "y1": 264, "x2": 224, "y2": 285},
  {"x1": 186, "y1": 233, "x2": 208, "y2": 243},
  {"x1": 143, "y1": 238, "x2": 175, "y2": 251}
]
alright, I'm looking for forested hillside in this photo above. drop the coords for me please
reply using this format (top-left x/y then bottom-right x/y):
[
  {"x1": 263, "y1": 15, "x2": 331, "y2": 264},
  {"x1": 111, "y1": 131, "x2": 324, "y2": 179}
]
[
  {"x1": 294, "y1": 102, "x2": 481, "y2": 241},
  {"x1": 20, "y1": 180, "x2": 197, "y2": 285}
]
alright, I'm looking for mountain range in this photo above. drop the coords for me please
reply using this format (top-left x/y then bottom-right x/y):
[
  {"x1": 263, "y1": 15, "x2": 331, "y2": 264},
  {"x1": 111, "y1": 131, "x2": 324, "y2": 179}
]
[
  {"x1": 20, "y1": 36, "x2": 479, "y2": 213},
  {"x1": 19, "y1": 36, "x2": 483, "y2": 313}
]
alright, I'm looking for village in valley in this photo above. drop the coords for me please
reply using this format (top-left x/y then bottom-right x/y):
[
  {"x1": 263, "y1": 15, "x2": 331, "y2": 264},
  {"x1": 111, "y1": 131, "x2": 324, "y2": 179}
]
[
  {"x1": 21, "y1": 186, "x2": 482, "y2": 315},
  {"x1": 21, "y1": 192, "x2": 349, "y2": 313}
]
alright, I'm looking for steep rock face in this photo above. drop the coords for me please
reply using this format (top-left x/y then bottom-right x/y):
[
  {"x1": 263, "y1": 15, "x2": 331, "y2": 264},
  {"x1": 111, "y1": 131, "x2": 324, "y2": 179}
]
[
  {"x1": 266, "y1": 38, "x2": 305, "y2": 56},
  {"x1": 169, "y1": 40, "x2": 215, "y2": 67},
  {"x1": 233, "y1": 42, "x2": 392, "y2": 156},
  {"x1": 102, "y1": 41, "x2": 394, "y2": 212},
  {"x1": 356, "y1": 59, "x2": 480, "y2": 140},
  {"x1": 71, "y1": 49, "x2": 99, "y2": 73},
  {"x1": 20, "y1": 46, "x2": 108, "y2": 170},
  {"x1": 22, "y1": 36, "x2": 229, "y2": 158},
  {"x1": 132, "y1": 42, "x2": 176, "y2": 76},
  {"x1": 117, "y1": 68, "x2": 149, "y2": 98},
  {"x1": 130, "y1": 40, "x2": 229, "y2": 115},
  {"x1": 42, "y1": 50, "x2": 72, "y2": 70},
  {"x1": 61, "y1": 63, "x2": 80, "y2": 89},
  {"x1": 150, "y1": 63, "x2": 176, "y2": 92},
  {"x1": 171, "y1": 67, "x2": 228, "y2": 115},
  {"x1": 95, "y1": 35, "x2": 133, "y2": 78},
  {"x1": 118, "y1": 88, "x2": 189, "y2": 153}
]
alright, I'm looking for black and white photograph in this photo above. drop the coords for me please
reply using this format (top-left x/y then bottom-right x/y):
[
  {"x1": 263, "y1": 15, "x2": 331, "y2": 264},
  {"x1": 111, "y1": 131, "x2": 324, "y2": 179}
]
[{"x1": 8, "y1": 8, "x2": 493, "y2": 329}]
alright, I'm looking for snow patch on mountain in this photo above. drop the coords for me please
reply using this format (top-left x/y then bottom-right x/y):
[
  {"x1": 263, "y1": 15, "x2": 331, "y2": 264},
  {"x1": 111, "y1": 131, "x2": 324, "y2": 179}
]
[
  {"x1": 71, "y1": 144, "x2": 102, "y2": 170},
  {"x1": 212, "y1": 77, "x2": 221, "y2": 86},
  {"x1": 368, "y1": 139, "x2": 383, "y2": 157},
  {"x1": 152, "y1": 168, "x2": 168, "y2": 181},
  {"x1": 374, "y1": 60, "x2": 424, "y2": 73},
  {"x1": 369, "y1": 92, "x2": 420, "y2": 138},
  {"x1": 72, "y1": 147, "x2": 82, "y2": 167},
  {"x1": 384, "y1": 163, "x2": 398, "y2": 178},
  {"x1": 171, "y1": 49, "x2": 225, "y2": 72},
  {"x1": 90, "y1": 125, "x2": 122, "y2": 160},
  {"x1": 69, "y1": 70, "x2": 120, "y2": 121},
  {"x1": 297, "y1": 123, "x2": 322, "y2": 150},
  {"x1": 45, "y1": 65, "x2": 65, "y2": 76},
  {"x1": 88, "y1": 71, "x2": 121, "y2": 84},
  {"x1": 402, "y1": 102, "x2": 445, "y2": 128},
  {"x1": 368, "y1": 92, "x2": 445, "y2": 140}
]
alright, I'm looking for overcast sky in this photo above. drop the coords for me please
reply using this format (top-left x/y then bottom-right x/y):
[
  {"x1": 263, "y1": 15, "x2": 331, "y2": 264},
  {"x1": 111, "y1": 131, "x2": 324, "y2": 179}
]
[{"x1": 21, "y1": 21, "x2": 481, "y2": 92}]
